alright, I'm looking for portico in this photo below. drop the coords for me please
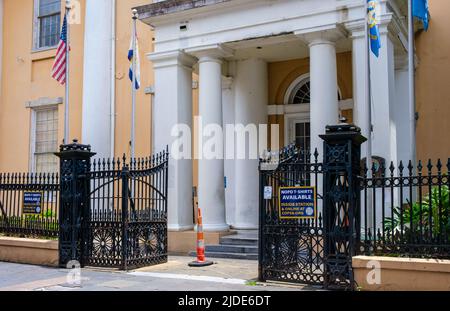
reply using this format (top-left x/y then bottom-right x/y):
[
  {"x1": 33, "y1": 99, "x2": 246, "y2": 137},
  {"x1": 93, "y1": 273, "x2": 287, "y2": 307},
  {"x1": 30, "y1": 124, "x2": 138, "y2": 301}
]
[{"x1": 136, "y1": 0, "x2": 411, "y2": 233}]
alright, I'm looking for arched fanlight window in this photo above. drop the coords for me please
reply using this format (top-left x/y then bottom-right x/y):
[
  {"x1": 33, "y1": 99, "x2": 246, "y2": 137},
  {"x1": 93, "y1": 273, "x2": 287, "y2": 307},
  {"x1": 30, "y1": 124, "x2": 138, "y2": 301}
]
[
  {"x1": 288, "y1": 77, "x2": 342, "y2": 105},
  {"x1": 291, "y1": 80, "x2": 311, "y2": 104}
]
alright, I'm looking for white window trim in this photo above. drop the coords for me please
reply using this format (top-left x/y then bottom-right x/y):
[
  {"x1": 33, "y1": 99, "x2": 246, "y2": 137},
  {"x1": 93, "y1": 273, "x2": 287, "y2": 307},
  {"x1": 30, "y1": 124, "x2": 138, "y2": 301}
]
[
  {"x1": 28, "y1": 102, "x2": 60, "y2": 173},
  {"x1": 284, "y1": 112, "x2": 310, "y2": 146},
  {"x1": 32, "y1": 0, "x2": 60, "y2": 52}
]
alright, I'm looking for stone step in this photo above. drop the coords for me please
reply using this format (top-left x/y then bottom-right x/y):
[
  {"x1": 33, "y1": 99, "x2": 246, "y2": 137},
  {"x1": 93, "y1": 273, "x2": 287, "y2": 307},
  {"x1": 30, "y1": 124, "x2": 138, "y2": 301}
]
[
  {"x1": 205, "y1": 244, "x2": 258, "y2": 254},
  {"x1": 219, "y1": 236, "x2": 258, "y2": 246},
  {"x1": 188, "y1": 251, "x2": 258, "y2": 261}
]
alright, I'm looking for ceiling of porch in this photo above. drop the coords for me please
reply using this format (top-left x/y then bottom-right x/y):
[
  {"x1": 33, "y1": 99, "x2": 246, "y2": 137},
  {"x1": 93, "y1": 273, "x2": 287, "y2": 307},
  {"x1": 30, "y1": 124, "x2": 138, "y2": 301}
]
[{"x1": 223, "y1": 33, "x2": 352, "y2": 63}]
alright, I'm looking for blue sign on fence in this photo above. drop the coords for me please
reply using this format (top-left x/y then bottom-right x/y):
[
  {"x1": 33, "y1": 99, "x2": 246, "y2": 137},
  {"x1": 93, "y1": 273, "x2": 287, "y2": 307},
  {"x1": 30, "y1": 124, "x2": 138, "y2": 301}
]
[
  {"x1": 278, "y1": 187, "x2": 316, "y2": 219},
  {"x1": 23, "y1": 192, "x2": 43, "y2": 215}
]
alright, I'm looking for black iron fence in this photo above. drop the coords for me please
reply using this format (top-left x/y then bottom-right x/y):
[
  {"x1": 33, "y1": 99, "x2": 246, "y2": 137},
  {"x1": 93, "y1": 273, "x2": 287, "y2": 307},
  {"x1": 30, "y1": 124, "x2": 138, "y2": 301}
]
[
  {"x1": 359, "y1": 158, "x2": 450, "y2": 259},
  {"x1": 0, "y1": 172, "x2": 59, "y2": 238}
]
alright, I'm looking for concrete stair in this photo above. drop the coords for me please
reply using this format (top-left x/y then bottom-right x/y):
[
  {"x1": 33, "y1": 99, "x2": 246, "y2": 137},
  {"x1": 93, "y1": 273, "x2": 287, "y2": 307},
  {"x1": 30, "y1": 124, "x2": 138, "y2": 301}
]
[{"x1": 189, "y1": 230, "x2": 258, "y2": 260}]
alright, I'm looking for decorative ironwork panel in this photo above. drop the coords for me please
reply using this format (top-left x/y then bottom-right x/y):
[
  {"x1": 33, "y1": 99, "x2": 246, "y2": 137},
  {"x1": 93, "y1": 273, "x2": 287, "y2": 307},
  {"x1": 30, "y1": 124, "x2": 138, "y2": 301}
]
[
  {"x1": 259, "y1": 145, "x2": 325, "y2": 287},
  {"x1": 55, "y1": 139, "x2": 95, "y2": 268},
  {"x1": 320, "y1": 125, "x2": 366, "y2": 290},
  {"x1": 85, "y1": 220, "x2": 123, "y2": 267},
  {"x1": 83, "y1": 148, "x2": 169, "y2": 270}
]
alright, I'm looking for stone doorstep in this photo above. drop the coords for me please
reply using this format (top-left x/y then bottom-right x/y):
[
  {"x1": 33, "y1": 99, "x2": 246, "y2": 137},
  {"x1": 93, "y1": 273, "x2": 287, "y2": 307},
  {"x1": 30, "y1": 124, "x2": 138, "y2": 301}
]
[
  {"x1": 0, "y1": 236, "x2": 58, "y2": 250},
  {"x1": 352, "y1": 255, "x2": 450, "y2": 273}
]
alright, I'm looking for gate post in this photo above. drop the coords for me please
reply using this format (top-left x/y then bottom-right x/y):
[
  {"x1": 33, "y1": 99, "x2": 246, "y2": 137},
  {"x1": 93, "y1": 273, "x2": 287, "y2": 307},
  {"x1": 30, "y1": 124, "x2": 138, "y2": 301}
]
[
  {"x1": 320, "y1": 124, "x2": 366, "y2": 290},
  {"x1": 55, "y1": 139, "x2": 96, "y2": 268},
  {"x1": 120, "y1": 164, "x2": 130, "y2": 271}
]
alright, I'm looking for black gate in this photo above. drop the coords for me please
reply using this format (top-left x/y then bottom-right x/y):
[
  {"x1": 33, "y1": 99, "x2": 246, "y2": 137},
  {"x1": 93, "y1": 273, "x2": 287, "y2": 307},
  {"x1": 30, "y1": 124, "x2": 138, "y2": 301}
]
[
  {"x1": 57, "y1": 140, "x2": 168, "y2": 270},
  {"x1": 84, "y1": 152, "x2": 168, "y2": 270},
  {"x1": 259, "y1": 125, "x2": 366, "y2": 290},
  {"x1": 259, "y1": 146, "x2": 325, "y2": 286}
]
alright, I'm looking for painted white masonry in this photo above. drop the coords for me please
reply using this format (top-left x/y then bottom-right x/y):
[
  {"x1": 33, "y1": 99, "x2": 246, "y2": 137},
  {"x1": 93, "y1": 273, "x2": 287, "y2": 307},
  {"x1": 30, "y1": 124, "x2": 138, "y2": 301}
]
[
  {"x1": 370, "y1": 18, "x2": 398, "y2": 166},
  {"x1": 82, "y1": 0, "x2": 113, "y2": 158},
  {"x1": 222, "y1": 74, "x2": 236, "y2": 227},
  {"x1": 188, "y1": 46, "x2": 230, "y2": 231},
  {"x1": 348, "y1": 21, "x2": 371, "y2": 157},
  {"x1": 233, "y1": 58, "x2": 268, "y2": 229},
  {"x1": 149, "y1": 51, "x2": 197, "y2": 231},
  {"x1": 394, "y1": 63, "x2": 414, "y2": 166},
  {"x1": 299, "y1": 29, "x2": 341, "y2": 156}
]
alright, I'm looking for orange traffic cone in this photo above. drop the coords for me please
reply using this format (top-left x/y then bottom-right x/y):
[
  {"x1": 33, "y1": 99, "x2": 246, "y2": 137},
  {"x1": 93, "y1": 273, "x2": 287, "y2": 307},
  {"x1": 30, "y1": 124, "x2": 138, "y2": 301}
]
[{"x1": 189, "y1": 206, "x2": 213, "y2": 267}]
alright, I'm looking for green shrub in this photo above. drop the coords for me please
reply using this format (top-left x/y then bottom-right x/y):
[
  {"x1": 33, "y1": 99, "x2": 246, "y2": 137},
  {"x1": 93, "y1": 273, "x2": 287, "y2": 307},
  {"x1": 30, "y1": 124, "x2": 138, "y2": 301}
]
[{"x1": 384, "y1": 185, "x2": 450, "y2": 239}]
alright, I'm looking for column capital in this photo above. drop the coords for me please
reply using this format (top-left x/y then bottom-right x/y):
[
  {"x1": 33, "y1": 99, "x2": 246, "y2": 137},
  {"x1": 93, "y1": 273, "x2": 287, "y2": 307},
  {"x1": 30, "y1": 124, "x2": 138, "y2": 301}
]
[
  {"x1": 148, "y1": 50, "x2": 197, "y2": 69},
  {"x1": 295, "y1": 24, "x2": 347, "y2": 47},
  {"x1": 186, "y1": 44, "x2": 234, "y2": 62},
  {"x1": 345, "y1": 20, "x2": 366, "y2": 39}
]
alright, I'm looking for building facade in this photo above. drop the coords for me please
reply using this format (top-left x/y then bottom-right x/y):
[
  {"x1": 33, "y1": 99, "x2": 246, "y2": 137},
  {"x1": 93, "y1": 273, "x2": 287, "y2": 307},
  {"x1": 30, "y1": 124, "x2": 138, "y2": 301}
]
[{"x1": 0, "y1": 0, "x2": 449, "y2": 242}]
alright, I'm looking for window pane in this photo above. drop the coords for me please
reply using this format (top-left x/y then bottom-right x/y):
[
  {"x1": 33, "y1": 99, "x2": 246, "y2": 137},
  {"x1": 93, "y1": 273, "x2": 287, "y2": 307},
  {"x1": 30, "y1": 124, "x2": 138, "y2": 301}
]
[
  {"x1": 39, "y1": 0, "x2": 60, "y2": 16},
  {"x1": 34, "y1": 108, "x2": 58, "y2": 173},
  {"x1": 39, "y1": 14, "x2": 60, "y2": 48},
  {"x1": 294, "y1": 122, "x2": 311, "y2": 151}
]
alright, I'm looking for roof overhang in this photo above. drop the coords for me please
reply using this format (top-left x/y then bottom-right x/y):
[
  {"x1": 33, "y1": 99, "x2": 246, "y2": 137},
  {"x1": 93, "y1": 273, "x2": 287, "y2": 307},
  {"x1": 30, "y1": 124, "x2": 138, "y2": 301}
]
[{"x1": 135, "y1": 0, "x2": 237, "y2": 26}]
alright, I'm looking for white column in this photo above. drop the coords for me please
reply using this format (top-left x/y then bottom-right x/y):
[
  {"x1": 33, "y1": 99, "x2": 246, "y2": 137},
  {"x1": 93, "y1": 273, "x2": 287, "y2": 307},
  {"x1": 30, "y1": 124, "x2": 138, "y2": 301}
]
[
  {"x1": 222, "y1": 74, "x2": 236, "y2": 227},
  {"x1": 370, "y1": 23, "x2": 397, "y2": 166},
  {"x1": 394, "y1": 60, "x2": 414, "y2": 165},
  {"x1": 148, "y1": 50, "x2": 196, "y2": 231},
  {"x1": 299, "y1": 30, "x2": 341, "y2": 156},
  {"x1": 82, "y1": 0, "x2": 113, "y2": 158},
  {"x1": 349, "y1": 24, "x2": 370, "y2": 155},
  {"x1": 199, "y1": 55, "x2": 228, "y2": 231},
  {"x1": 233, "y1": 58, "x2": 268, "y2": 229},
  {"x1": 187, "y1": 46, "x2": 231, "y2": 232}
]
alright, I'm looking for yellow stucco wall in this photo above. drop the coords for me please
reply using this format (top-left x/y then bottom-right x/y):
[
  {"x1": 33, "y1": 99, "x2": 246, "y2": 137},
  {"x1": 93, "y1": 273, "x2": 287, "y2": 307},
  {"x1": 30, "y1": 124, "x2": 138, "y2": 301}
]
[
  {"x1": 114, "y1": 0, "x2": 154, "y2": 159},
  {"x1": 415, "y1": 0, "x2": 450, "y2": 162},
  {"x1": 268, "y1": 52, "x2": 353, "y2": 146},
  {"x1": 0, "y1": 0, "x2": 154, "y2": 173},
  {"x1": 0, "y1": 0, "x2": 85, "y2": 172}
]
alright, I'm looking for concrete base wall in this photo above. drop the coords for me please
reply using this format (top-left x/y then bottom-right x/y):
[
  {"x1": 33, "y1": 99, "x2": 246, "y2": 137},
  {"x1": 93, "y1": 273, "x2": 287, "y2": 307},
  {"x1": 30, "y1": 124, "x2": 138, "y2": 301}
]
[
  {"x1": 0, "y1": 237, "x2": 58, "y2": 267},
  {"x1": 353, "y1": 256, "x2": 450, "y2": 291},
  {"x1": 168, "y1": 230, "x2": 235, "y2": 255}
]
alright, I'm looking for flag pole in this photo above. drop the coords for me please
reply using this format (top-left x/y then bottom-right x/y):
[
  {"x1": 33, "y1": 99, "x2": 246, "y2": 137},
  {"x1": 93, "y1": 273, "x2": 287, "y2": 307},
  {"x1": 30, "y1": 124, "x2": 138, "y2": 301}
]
[
  {"x1": 364, "y1": 1, "x2": 373, "y2": 173},
  {"x1": 408, "y1": 0, "x2": 417, "y2": 166},
  {"x1": 365, "y1": 0, "x2": 374, "y2": 233},
  {"x1": 64, "y1": 0, "x2": 71, "y2": 144},
  {"x1": 131, "y1": 9, "x2": 138, "y2": 159}
]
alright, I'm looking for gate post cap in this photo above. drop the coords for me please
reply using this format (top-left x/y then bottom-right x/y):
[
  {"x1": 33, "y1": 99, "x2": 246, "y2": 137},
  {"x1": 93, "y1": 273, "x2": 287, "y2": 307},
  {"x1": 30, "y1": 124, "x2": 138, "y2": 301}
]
[
  {"x1": 325, "y1": 124, "x2": 361, "y2": 134},
  {"x1": 319, "y1": 124, "x2": 367, "y2": 146},
  {"x1": 54, "y1": 138, "x2": 97, "y2": 158}
]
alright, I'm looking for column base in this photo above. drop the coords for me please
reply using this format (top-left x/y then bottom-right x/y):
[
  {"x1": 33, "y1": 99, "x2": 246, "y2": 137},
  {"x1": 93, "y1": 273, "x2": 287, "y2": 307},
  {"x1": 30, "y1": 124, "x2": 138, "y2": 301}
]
[
  {"x1": 168, "y1": 224, "x2": 195, "y2": 232},
  {"x1": 232, "y1": 223, "x2": 258, "y2": 230},
  {"x1": 202, "y1": 223, "x2": 230, "y2": 232}
]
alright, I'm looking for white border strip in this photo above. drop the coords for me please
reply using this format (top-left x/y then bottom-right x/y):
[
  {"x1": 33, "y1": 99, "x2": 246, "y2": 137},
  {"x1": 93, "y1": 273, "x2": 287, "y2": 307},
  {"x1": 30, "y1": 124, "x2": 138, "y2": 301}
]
[{"x1": 129, "y1": 271, "x2": 247, "y2": 285}]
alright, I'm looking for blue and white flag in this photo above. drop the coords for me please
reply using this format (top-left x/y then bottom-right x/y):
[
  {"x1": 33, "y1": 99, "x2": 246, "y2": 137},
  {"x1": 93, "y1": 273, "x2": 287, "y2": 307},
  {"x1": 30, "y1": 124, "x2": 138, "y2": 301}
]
[
  {"x1": 367, "y1": 0, "x2": 381, "y2": 57},
  {"x1": 413, "y1": 0, "x2": 430, "y2": 31},
  {"x1": 128, "y1": 33, "x2": 141, "y2": 90}
]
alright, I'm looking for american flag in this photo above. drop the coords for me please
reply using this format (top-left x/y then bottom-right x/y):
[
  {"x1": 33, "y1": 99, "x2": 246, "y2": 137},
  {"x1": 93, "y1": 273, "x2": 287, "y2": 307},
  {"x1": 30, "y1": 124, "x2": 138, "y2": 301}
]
[{"x1": 51, "y1": 15, "x2": 68, "y2": 84}]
